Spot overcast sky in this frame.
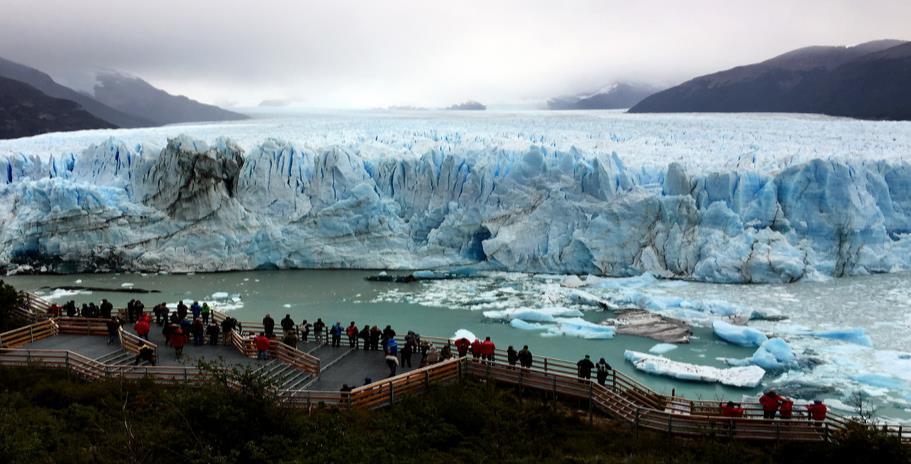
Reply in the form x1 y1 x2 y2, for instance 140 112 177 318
1 0 909 108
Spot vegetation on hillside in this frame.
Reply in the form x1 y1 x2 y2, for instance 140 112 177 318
0 366 907 464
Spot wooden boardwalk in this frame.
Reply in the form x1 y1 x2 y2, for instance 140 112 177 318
2 292 909 446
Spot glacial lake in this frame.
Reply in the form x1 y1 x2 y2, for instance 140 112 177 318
7 269 911 422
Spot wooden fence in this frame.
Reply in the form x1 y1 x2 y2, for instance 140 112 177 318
0 319 58 348
118 326 158 363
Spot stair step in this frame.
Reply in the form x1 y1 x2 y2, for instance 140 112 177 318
282 371 312 390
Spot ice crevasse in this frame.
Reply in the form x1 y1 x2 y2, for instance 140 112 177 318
3 134 911 283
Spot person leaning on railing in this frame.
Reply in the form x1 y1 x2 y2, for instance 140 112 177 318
517 345 533 368
806 400 827 422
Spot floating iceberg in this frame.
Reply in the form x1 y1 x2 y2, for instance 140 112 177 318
712 320 768 347
811 329 873 347
648 343 679 355
624 350 766 388
483 307 584 323
725 338 798 370
453 329 477 342
543 317 616 339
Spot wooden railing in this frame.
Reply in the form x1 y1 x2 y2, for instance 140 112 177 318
0 319 58 348
0 348 205 383
347 357 462 409
278 390 349 409
229 329 257 358
55 317 109 336
269 340 320 375
118 326 158 363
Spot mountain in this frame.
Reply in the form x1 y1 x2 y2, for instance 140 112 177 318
446 101 486 110
0 57 152 128
629 40 911 120
93 72 248 125
547 82 659 110
0 75 114 139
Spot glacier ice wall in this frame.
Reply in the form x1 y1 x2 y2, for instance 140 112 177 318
2 134 911 282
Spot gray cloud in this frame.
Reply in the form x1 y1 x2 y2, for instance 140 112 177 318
1 0 909 108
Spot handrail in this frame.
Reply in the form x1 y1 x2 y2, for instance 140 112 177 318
269 340 320 376
0 319 58 348
118 326 159 363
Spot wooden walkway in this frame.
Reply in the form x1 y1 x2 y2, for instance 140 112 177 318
1 292 908 446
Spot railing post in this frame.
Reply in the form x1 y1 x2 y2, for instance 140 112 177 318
824 423 829 442
668 413 673 434
424 370 430 389
544 358 548 373
389 382 395 405
635 408 640 435
588 381 593 425
29 325 34 342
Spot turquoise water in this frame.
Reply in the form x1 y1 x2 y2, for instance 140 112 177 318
6 269 911 421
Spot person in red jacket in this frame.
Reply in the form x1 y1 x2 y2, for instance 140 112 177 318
470 338 482 360
454 337 470 358
806 400 828 422
759 390 781 419
720 401 745 418
346 321 359 348
779 398 794 419
171 327 187 358
134 317 151 340
254 332 271 360
480 336 496 362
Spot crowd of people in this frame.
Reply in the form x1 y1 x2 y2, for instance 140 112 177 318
720 390 827 422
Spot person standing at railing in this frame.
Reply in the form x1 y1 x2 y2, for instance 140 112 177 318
254 332 271 360
177 301 188 321
455 337 470 358
263 314 276 338
126 300 135 322
577 355 595 380
346 321 359 348
134 300 145 320
779 397 794 419
382 325 396 351
401 339 413 367
507 345 518 367
281 314 295 335
369 325 381 351
331 322 343 348
207 320 221 346
191 318 205 346
481 337 496 363
759 390 782 419
313 318 326 344
282 328 299 348
300 320 311 343
470 338 482 360
134 315 151 341
106 316 120 345
100 299 113 319
65 301 77 317
201 302 211 325
441 342 453 360
358 324 370 349
221 317 235 345
721 401 745 418
190 301 202 320
171 327 187 359
596 358 612 386
386 338 399 357
806 400 828 422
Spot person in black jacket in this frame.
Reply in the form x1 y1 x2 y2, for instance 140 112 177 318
100 299 113 319
577 355 595 380
263 314 275 338
359 325 370 349
299 320 311 343
280 314 295 334
507 346 518 367
313 318 326 344
596 358 612 386
518 345 533 368
206 321 221 346
381 325 396 350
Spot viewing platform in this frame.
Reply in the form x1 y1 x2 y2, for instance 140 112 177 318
1 292 908 446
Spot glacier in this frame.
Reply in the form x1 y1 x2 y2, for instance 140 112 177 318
3 111 911 282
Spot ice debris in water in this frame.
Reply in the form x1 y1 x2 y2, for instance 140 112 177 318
648 343 679 354
625 350 766 388
724 338 798 370
712 320 768 347
453 329 477 342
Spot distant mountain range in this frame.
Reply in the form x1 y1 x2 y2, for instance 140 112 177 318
547 82 660 110
93 72 247 126
629 39 911 120
0 57 247 139
0 75 115 139
446 100 486 110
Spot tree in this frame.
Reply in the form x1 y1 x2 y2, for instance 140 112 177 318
0 280 24 332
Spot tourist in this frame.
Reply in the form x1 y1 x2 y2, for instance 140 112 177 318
106 316 120 345
171 327 187 358
404 331 416 350
66 300 77 317
201 302 211 325
134 315 151 340
481 337 496 363
382 325 396 350
386 338 399 357
507 345 518 366
177 301 188 321
80 303 90 318
134 300 144 320
190 300 202 320
596 358 612 386
281 314 295 334
440 342 452 360
331 321 343 347
283 329 299 348
346 321 358 348
470 338 482 360
759 390 781 419
100 299 113 319
221 317 235 345
720 401 744 418
126 299 135 322
263 313 275 338
806 400 828 422
778 397 795 419
206 321 221 346
153 303 164 325
340 384 352 393
313 318 326 344
401 340 413 367
454 337 470 358
385 352 399 377
191 318 205 346
163 321 176 346
134 344 156 366
254 332 271 360
359 325 370 349
419 339 431 358
300 320 311 343
426 345 440 365
369 325 381 350
577 355 595 380
363 377 372 386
